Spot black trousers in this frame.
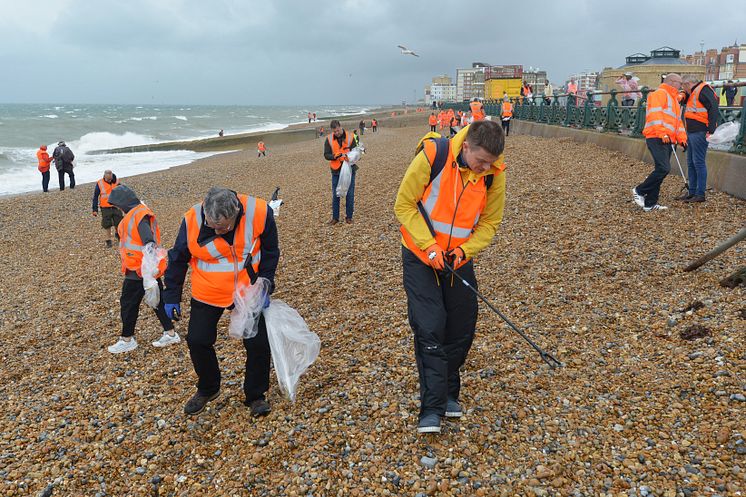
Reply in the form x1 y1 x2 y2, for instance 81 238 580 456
41 171 50 192
637 138 671 207
186 299 270 401
502 119 511 136
430 125 437 132
402 247 478 418
120 278 174 337
58 165 75 190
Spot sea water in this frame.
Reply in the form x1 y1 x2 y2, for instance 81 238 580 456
0 103 374 195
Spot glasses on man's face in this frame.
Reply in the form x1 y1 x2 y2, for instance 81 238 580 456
205 217 235 232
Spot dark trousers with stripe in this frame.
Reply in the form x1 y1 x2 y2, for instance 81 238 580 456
402 247 478 418
186 298 270 402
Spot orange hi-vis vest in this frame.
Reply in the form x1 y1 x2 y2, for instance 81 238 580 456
643 84 687 144
117 204 165 278
184 194 267 308
501 102 513 118
470 101 485 121
429 114 437 126
400 137 505 269
327 130 355 171
97 178 120 208
258 142 266 152
37 149 51 172
684 82 714 126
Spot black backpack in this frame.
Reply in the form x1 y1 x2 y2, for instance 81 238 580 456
61 146 75 163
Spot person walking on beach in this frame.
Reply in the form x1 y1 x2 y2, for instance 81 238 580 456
218 129 224 137
632 73 687 212
359 120 366 136
52 141 75 190
394 121 506 434
501 97 513 136
371 119 378 132
107 185 180 354
257 141 267 158
678 75 718 203
36 145 52 193
429 113 437 132
92 170 122 247
313 112 317 122
323 120 357 225
469 98 485 122
162 187 280 416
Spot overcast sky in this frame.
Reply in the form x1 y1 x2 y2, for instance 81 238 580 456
2 0 744 106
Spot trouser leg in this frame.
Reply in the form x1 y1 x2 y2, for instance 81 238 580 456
243 314 270 402
442 261 478 401
503 120 510 136
331 173 340 221
686 138 696 195
402 247 448 417
689 131 708 197
186 299 224 396
41 171 50 192
345 170 356 220
120 278 144 338
58 169 65 190
637 138 671 207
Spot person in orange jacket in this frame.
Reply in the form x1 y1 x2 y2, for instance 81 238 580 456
36 145 52 192
633 73 687 212
469 99 485 122
257 141 267 157
92 170 122 247
428 112 438 132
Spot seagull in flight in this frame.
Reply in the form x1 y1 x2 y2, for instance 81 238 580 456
398 45 420 57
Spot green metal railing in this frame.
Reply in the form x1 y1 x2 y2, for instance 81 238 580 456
445 84 746 154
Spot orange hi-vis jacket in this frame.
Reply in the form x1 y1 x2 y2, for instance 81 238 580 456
501 102 513 118
400 137 506 269
37 149 52 172
184 194 267 308
258 141 266 152
684 82 714 126
117 204 166 278
470 101 485 121
643 83 687 144
327 130 355 171
428 114 437 126
97 178 120 208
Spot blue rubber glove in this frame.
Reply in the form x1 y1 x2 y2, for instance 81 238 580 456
164 303 181 321
263 294 270 309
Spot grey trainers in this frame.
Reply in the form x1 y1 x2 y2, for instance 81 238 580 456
417 414 442 434
184 391 219 416
445 399 463 418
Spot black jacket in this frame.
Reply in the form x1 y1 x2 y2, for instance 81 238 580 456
684 83 719 134
163 193 279 305
52 145 74 170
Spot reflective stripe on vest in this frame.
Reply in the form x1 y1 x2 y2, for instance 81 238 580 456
644 91 681 134
684 83 712 125
118 203 162 277
120 204 148 252
97 179 119 208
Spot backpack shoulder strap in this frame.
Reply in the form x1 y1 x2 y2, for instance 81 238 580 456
426 137 450 186
484 174 494 189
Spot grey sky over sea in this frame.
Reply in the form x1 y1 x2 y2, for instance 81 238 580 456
3 0 744 105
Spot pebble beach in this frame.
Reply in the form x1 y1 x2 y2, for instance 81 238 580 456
0 117 744 496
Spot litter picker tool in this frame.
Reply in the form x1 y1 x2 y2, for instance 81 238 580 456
671 144 689 193
442 260 562 369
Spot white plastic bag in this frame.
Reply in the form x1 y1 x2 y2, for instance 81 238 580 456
336 160 352 198
229 277 270 339
268 199 283 217
707 121 740 149
141 243 167 308
346 147 362 165
263 300 320 401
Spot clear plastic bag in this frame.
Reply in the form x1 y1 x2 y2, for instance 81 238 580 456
707 121 740 149
336 160 352 197
141 243 167 308
229 277 270 340
263 300 321 402
346 147 362 165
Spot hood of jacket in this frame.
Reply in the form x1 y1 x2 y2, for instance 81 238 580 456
450 125 505 184
108 184 141 213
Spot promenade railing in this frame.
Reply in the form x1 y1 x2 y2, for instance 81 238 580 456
444 82 746 154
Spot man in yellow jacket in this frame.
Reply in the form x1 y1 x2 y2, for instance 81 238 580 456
394 121 506 434
633 73 687 212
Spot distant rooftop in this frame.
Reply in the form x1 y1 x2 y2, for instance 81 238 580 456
621 46 690 67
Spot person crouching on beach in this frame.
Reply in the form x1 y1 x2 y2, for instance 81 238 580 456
106 185 180 354
257 141 267 158
162 187 280 416
36 145 52 193
323 120 357 225
92 170 122 247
